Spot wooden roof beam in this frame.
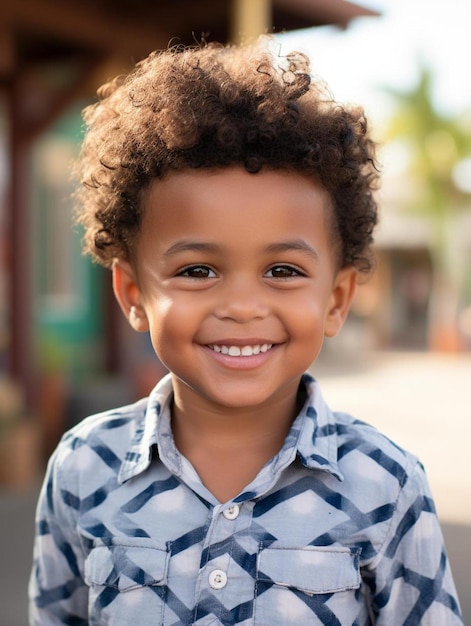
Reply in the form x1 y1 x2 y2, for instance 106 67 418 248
2 0 169 59
0 22 16 78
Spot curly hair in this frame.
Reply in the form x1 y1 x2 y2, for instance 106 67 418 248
76 38 379 272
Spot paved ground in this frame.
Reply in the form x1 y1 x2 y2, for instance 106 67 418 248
1 351 470 625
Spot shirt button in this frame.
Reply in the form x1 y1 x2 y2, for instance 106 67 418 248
223 505 240 520
209 569 227 590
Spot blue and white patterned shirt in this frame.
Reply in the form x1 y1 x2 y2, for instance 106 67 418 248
30 373 463 625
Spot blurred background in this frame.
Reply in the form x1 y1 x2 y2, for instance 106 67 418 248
0 0 470 624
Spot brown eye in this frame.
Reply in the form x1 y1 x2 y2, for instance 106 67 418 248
266 265 303 279
178 265 216 279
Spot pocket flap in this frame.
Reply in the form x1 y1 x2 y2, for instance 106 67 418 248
85 543 169 592
257 546 360 594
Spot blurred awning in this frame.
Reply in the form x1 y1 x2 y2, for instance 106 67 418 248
1 0 380 75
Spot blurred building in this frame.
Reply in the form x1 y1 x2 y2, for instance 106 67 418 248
352 101 471 356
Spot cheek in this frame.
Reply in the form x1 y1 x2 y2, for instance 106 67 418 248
283 292 329 335
145 295 176 344
281 300 327 370
145 294 197 353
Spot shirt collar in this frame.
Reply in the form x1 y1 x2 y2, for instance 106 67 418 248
118 374 175 484
118 372 343 484
295 373 344 481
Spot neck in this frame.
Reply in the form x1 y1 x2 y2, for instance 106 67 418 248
170 377 304 455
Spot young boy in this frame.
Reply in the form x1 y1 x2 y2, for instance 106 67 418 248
29 40 463 625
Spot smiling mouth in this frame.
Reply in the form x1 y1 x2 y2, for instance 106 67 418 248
208 344 273 357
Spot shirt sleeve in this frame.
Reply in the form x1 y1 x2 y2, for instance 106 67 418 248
29 442 89 625
366 460 464 625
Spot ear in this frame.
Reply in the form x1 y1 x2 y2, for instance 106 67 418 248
112 259 150 333
324 266 357 338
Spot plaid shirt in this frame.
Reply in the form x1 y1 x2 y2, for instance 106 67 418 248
29 373 463 625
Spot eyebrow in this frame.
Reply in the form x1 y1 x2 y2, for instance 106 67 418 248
265 239 319 261
162 240 220 258
162 238 319 260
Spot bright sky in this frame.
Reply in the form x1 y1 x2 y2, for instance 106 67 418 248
277 0 471 129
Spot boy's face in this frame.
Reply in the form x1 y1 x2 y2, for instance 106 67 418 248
113 167 356 412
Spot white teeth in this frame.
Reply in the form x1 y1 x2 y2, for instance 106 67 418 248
210 344 273 356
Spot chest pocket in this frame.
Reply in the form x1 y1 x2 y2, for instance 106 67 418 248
84 539 170 626
254 546 361 625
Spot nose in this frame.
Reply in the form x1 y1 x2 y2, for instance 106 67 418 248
213 278 270 323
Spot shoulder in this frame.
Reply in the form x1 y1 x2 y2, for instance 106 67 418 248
64 396 148 443
48 375 174 488
334 411 417 465
331 410 423 504
302 373 419 485
51 397 149 475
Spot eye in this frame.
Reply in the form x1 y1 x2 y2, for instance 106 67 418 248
177 265 216 279
265 265 305 279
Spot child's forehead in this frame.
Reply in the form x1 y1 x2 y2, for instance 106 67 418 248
144 166 330 206
137 166 338 256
